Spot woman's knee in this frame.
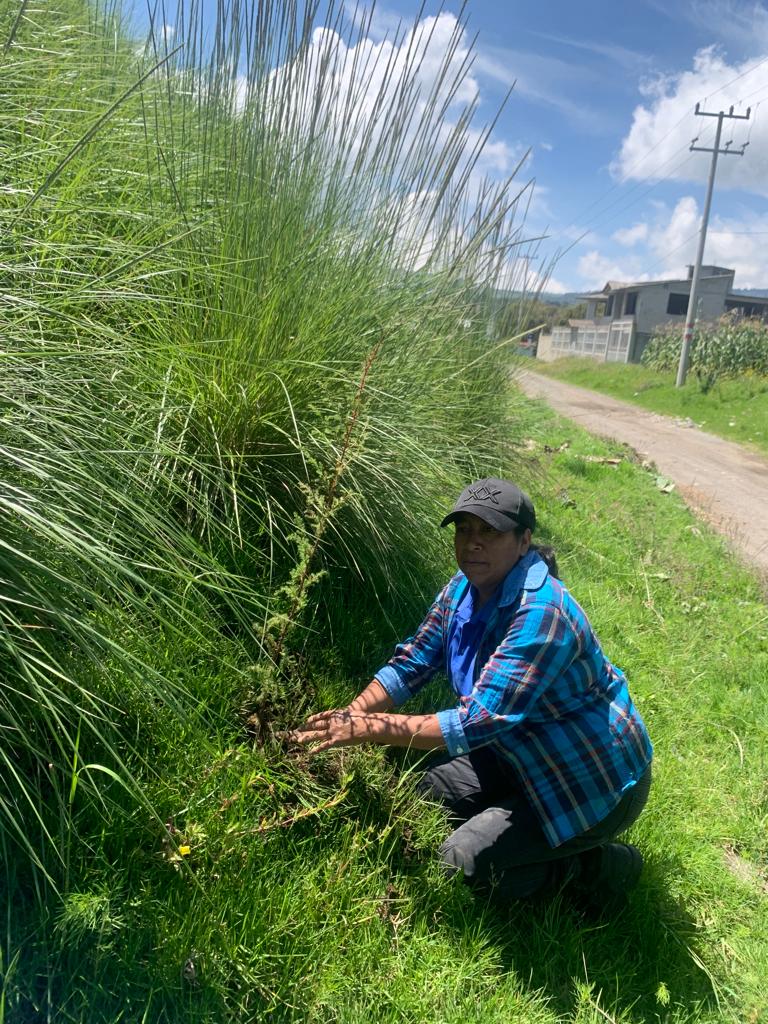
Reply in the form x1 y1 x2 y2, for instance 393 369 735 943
437 831 476 880
438 831 555 899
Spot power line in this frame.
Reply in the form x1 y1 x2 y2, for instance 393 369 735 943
704 52 768 102
555 61 768 248
643 229 700 276
556 110 702 237
709 228 768 235
732 76 768 109
556 142 706 258
547 66 765 282
555 91 756 254
743 99 761 146
590 192 767 283
640 223 768 280
580 146 701 230
553 120 722 256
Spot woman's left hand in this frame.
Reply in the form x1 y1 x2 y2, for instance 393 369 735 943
287 709 368 754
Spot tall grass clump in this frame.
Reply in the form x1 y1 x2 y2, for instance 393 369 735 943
1 0 549 1011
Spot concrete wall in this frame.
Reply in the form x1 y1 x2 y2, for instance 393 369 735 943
539 319 634 363
535 333 556 361
630 332 652 363
631 274 732 336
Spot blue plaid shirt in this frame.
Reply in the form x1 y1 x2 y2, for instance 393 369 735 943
375 550 653 848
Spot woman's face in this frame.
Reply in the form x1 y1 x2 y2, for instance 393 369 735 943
453 512 531 600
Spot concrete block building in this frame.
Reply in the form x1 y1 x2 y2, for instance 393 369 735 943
536 265 768 364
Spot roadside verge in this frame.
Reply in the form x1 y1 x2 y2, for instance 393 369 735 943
518 369 768 581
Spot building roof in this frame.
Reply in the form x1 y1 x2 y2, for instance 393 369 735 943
727 292 768 305
578 268 736 300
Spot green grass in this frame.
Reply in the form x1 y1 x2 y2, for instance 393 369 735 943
3 1 768 1020
5 392 768 1024
1 0 538 892
533 358 768 455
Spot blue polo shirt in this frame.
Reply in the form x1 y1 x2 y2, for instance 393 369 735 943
446 581 500 697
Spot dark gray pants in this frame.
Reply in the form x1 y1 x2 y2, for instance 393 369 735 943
417 747 651 900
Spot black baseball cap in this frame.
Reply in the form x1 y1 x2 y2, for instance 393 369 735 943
440 477 536 533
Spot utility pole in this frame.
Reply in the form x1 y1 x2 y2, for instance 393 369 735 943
676 104 750 388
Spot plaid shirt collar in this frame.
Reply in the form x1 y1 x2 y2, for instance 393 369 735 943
498 548 549 606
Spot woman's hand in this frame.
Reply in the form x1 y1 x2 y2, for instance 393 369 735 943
287 709 370 754
287 708 447 753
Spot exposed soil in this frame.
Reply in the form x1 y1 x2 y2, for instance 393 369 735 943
518 369 768 581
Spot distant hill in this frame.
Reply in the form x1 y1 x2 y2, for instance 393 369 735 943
540 288 768 303
731 288 768 299
537 291 584 305
494 289 584 305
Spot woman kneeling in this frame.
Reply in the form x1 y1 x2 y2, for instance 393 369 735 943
291 478 653 913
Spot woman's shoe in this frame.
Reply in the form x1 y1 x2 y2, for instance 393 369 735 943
572 842 644 917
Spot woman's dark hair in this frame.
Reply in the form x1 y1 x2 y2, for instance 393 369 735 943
512 525 560 579
532 544 559 579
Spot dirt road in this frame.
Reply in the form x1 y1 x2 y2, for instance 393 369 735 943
518 369 768 577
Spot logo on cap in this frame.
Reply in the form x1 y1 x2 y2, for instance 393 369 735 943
467 484 501 504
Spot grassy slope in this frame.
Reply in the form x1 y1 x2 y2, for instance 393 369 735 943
1 0 532 925
7 390 768 1024
4 4 768 1021
531 358 768 456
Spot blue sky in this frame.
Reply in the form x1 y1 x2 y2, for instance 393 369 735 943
353 0 768 293
135 0 768 293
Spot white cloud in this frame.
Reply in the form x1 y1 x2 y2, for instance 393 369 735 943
222 10 539 285
470 131 519 177
134 21 175 57
527 30 654 75
689 1 768 53
646 196 700 271
578 196 768 292
245 13 528 192
577 250 648 289
525 183 555 224
254 17 493 148
473 46 611 131
342 1 405 41
704 225 768 287
646 196 768 286
615 46 768 196
236 15 479 116
522 270 570 295
497 256 569 296
540 142 554 151
538 274 570 295
561 225 600 246
613 222 650 246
